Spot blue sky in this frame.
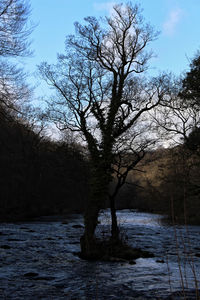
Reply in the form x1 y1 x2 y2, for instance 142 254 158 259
21 0 200 98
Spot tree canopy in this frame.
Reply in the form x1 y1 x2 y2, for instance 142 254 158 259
0 0 32 57
0 0 32 119
39 3 173 258
180 52 200 108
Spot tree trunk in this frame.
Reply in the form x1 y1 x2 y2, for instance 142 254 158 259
80 166 109 258
110 195 119 241
80 203 100 258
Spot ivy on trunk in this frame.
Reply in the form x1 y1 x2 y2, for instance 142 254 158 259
39 3 171 258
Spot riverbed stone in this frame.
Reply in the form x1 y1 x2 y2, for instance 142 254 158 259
129 260 136 265
72 224 83 228
156 259 165 263
0 245 11 249
24 272 39 277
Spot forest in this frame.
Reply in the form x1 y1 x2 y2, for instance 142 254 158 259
0 0 200 260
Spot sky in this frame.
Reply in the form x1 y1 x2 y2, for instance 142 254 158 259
20 0 200 99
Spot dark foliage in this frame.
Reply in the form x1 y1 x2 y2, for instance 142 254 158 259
180 53 200 107
185 127 200 152
0 109 88 221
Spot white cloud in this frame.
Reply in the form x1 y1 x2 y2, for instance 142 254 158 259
93 2 118 15
163 8 184 36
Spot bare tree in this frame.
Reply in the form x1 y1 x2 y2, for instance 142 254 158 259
0 0 33 119
0 62 32 119
39 3 171 258
109 120 158 240
151 76 200 147
150 55 200 208
0 0 32 57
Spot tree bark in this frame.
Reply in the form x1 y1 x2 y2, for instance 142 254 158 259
80 203 100 258
80 166 109 258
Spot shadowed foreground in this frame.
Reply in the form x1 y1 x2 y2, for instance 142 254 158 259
0 210 200 299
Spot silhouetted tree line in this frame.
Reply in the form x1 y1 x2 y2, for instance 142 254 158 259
0 0 87 221
0 108 89 221
127 137 200 224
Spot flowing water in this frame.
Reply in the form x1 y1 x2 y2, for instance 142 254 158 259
0 210 200 299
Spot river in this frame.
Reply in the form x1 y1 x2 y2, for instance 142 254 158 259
0 210 200 299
